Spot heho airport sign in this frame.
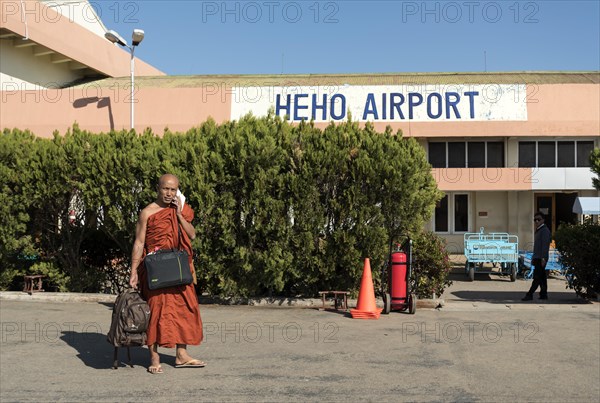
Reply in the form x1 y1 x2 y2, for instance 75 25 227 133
231 84 528 123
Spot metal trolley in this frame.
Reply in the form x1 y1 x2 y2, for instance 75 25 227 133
464 227 519 282
518 249 567 278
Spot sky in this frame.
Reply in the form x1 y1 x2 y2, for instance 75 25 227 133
95 0 600 76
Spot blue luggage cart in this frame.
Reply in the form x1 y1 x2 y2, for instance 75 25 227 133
464 227 519 282
518 249 566 279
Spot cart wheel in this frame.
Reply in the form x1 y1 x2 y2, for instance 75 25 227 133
408 294 417 314
510 263 517 282
383 293 391 314
566 273 574 287
468 264 475 282
517 257 523 275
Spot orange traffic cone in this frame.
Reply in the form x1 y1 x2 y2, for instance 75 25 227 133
350 258 383 319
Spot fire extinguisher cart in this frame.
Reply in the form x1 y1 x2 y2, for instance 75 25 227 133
382 238 416 315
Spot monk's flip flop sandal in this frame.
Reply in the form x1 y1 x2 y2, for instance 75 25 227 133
175 360 206 368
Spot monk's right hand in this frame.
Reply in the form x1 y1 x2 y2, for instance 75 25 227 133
129 270 139 290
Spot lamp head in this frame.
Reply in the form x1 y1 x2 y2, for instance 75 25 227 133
104 30 128 47
132 29 145 47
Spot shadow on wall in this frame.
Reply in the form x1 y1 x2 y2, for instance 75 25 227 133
73 96 114 131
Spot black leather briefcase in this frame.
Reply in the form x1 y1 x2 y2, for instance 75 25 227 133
144 249 193 290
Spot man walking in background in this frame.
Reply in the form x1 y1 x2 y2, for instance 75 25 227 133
522 211 552 301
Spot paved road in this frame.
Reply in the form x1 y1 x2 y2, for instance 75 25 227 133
1 274 599 402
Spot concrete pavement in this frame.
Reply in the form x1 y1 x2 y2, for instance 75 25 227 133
1 273 598 402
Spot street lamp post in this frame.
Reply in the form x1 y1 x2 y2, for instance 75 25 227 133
104 29 145 130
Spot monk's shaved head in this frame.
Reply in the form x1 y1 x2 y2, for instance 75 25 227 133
155 174 180 206
158 174 179 188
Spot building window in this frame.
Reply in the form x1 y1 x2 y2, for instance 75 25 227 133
430 141 504 168
448 142 466 168
577 141 594 167
519 140 596 167
557 141 575 167
519 142 536 167
434 195 448 232
487 142 504 168
434 193 469 233
454 194 469 232
429 142 446 168
538 141 556 167
468 142 485 168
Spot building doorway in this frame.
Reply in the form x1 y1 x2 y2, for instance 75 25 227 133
535 193 578 233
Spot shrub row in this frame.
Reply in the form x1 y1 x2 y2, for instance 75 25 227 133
554 222 600 299
1 114 449 298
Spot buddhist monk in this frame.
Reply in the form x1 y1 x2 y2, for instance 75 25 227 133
129 173 204 374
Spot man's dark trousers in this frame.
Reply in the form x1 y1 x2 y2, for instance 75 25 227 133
527 258 547 297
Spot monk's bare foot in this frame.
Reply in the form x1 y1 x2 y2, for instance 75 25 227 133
147 364 163 374
148 343 162 373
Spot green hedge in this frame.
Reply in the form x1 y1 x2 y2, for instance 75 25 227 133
554 222 600 299
1 115 444 297
410 231 453 298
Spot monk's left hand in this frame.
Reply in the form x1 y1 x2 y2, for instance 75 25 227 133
171 196 182 215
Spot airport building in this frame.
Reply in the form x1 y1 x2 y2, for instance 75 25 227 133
2 1 599 251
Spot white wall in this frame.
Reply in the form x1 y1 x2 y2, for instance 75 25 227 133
0 40 83 89
41 0 107 37
532 168 596 190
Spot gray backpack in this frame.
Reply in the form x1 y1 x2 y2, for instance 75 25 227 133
107 289 151 369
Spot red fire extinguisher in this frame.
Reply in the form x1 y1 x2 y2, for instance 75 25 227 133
382 239 416 314
390 251 408 302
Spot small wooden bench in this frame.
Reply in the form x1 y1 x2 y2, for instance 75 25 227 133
318 291 349 311
23 275 44 295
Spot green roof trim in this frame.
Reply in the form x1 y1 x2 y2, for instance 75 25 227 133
81 71 600 89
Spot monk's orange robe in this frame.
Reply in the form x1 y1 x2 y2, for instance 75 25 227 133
139 204 203 348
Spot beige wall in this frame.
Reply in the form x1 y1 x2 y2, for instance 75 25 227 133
528 84 600 133
1 81 598 139
0 86 233 135
507 192 519 236
434 189 600 251
441 234 465 256
368 84 600 137
2 81 598 138
432 168 534 191
517 192 535 250
435 190 556 251
472 192 508 233
579 190 600 197
507 138 519 167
